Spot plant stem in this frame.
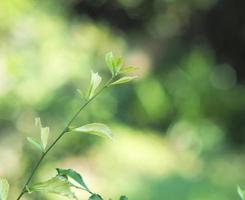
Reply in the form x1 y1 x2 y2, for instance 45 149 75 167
16 78 113 200
72 185 93 195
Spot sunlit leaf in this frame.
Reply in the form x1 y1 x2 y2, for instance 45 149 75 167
119 196 128 200
119 66 138 74
41 127 49 150
87 71 102 99
25 186 31 193
28 176 77 199
35 118 42 130
56 168 90 192
110 76 138 86
73 123 113 140
105 52 114 75
0 178 9 200
34 117 50 151
105 52 123 76
77 89 84 99
27 137 44 152
88 194 103 200
238 185 244 200
115 57 123 74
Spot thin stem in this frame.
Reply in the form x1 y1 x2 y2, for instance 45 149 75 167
16 77 114 200
72 185 93 195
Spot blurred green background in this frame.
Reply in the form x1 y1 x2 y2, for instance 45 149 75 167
1 0 245 199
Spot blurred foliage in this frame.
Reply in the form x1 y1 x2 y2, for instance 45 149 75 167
0 0 245 200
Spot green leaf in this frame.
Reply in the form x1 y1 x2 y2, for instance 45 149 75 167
73 123 113 140
105 52 123 76
40 127 49 150
77 89 85 99
105 52 114 75
0 178 9 200
56 168 90 192
238 185 244 200
87 71 102 99
119 66 138 74
27 137 44 152
110 76 138 86
114 57 123 74
35 117 42 129
34 117 50 151
28 175 77 199
88 194 103 200
119 196 128 200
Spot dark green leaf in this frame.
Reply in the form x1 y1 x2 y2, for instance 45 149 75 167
119 195 128 200
88 194 103 200
56 168 90 192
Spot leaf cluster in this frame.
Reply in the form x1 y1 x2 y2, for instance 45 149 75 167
1 52 135 200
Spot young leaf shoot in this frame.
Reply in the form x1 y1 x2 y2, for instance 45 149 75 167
0 178 9 200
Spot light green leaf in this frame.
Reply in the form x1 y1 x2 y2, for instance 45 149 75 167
25 185 31 193
35 117 42 130
88 194 103 200
34 117 50 151
105 52 114 75
28 176 77 199
87 71 102 99
115 57 123 67
40 127 49 150
119 66 138 74
77 89 84 99
56 168 90 192
74 123 113 140
105 52 123 76
27 137 44 152
119 196 128 200
114 57 123 74
238 185 244 200
0 178 9 200
110 76 138 86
